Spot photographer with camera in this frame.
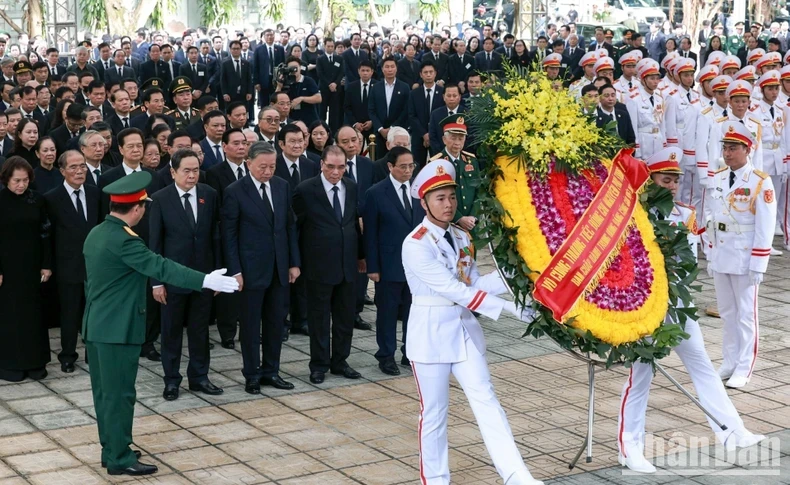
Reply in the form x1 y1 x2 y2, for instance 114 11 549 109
275 56 322 126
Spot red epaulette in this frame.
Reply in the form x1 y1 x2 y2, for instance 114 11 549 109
630 91 640 99
412 226 428 240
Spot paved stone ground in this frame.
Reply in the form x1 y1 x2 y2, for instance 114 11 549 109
0 246 788 484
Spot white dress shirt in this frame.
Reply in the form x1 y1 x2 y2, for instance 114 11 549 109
64 181 87 220
345 155 357 180
389 174 411 210
384 79 396 109
175 185 198 223
226 159 246 179
320 173 345 215
252 178 274 210
283 155 300 176
122 162 142 175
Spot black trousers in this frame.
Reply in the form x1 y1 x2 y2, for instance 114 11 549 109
374 280 410 362
239 277 289 381
258 85 274 108
287 274 308 332
57 280 85 365
141 282 161 355
160 289 212 387
320 86 343 133
355 272 369 315
306 278 355 373
215 292 240 341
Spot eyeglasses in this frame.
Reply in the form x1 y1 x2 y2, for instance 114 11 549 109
393 163 416 170
262 117 281 123
65 164 88 172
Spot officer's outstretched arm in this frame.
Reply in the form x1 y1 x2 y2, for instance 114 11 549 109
120 236 205 292
468 259 509 295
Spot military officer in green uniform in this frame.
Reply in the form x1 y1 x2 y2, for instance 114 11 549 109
165 76 200 131
430 114 480 232
129 78 164 119
83 172 238 476
727 22 746 55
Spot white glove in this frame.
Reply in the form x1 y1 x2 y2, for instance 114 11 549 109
749 270 763 286
202 268 239 293
503 301 538 323
706 264 714 278
781 174 788 184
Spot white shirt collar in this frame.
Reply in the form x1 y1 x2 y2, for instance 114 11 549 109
175 184 196 199
389 173 410 193
122 162 141 175
320 172 342 193
598 104 614 115
63 180 83 196
283 154 299 166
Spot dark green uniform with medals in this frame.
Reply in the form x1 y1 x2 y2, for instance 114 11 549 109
430 114 480 223
165 76 200 131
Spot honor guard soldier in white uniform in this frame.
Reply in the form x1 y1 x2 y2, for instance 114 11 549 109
614 51 641 103
705 51 726 69
658 52 679 96
627 59 666 159
708 80 764 174
706 121 777 389
695 75 731 200
746 48 765 67
750 70 787 254
617 147 766 474
593 56 615 84
720 55 741 78
696 65 719 108
665 58 702 208
569 52 597 100
778 65 790 106
402 159 543 485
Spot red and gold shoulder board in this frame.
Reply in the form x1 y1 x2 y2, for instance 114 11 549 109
630 91 640 99
412 226 428 240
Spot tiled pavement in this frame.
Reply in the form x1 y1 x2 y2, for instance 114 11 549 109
0 247 789 484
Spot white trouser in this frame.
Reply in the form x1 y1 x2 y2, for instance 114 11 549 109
713 271 759 379
782 179 790 246
617 319 746 456
679 167 704 227
411 338 534 485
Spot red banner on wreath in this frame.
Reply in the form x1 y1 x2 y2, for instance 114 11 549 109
533 149 650 322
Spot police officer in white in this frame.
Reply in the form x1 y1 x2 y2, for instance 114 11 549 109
402 159 542 485
627 59 666 159
617 147 766 474
707 121 777 389
665 58 701 209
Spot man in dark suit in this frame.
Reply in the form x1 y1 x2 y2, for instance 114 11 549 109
275 124 319 338
336 126 374 331
422 37 449 84
396 45 421 89
149 149 224 401
363 146 425 375
253 29 286 110
107 88 134 136
343 60 376 143
316 39 345 134
448 39 476 92
199 110 228 169
79 130 110 186
495 33 517 61
428 84 465 154
220 40 254 107
408 61 445 167
474 37 503 75
44 150 101 373
104 49 136 86
596 84 636 145
293 145 365 384
51 103 86 156
179 46 210 98
678 37 698 64
645 24 665 62
223 141 300 394
371 127 412 184
99 128 164 361
342 33 369 83
564 37 585 80
253 105 280 146
369 57 410 159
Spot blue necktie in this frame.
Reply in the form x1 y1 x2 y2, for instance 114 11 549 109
332 186 342 222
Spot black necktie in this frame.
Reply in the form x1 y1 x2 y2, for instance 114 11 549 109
122 117 129 128
362 83 369 105
235 59 240 76
729 170 736 188
328 55 332 63
628 80 632 89
236 166 244 180
290 163 300 188
269 47 274 74
443 230 455 251
426 88 432 115
346 161 355 182
400 184 411 211
74 189 86 222
332 186 342 222
687 92 691 102
183 111 190 123
770 106 775 119
722 108 728 117
649 95 654 107
193 64 197 76
26 114 32 119
183 193 196 230
105 61 109 69
93 169 101 183
214 145 223 162
261 184 274 218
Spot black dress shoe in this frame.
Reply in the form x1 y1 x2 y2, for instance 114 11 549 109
208 342 215 350
364 295 375 305
293 325 309 335
282 332 290 342
221 339 235 349
244 380 260 394
162 384 179 401
107 461 158 476
379 360 401 376
309 371 325 384
188 380 223 395
141 349 161 362
330 366 362 379
102 450 141 468
27 368 47 380
354 315 372 330
61 362 75 373
259 375 295 390
401 356 411 366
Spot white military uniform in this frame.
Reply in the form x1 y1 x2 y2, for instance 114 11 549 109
614 75 637 103
569 76 593 100
707 112 764 173
707 150 776 386
626 85 666 159
403 160 542 485
750 98 786 232
665 85 702 208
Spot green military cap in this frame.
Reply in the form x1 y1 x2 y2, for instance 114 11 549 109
170 75 192 95
734 21 745 27
102 171 153 203
440 113 467 135
14 60 32 74
141 77 164 92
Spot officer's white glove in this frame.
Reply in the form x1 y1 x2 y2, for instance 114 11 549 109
503 301 538 323
706 264 714 278
781 173 788 184
202 269 240 293
749 270 763 286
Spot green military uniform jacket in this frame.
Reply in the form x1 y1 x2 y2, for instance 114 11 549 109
432 149 480 222
726 35 744 55
165 107 200 131
82 215 204 345
129 105 145 119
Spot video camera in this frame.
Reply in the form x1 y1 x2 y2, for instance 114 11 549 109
275 63 299 89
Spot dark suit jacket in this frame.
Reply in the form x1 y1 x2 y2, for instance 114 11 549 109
293 176 363 285
396 57 421 88
83 163 110 186
220 58 254 102
408 85 445 152
275 153 319 190
222 175 300 289
447 53 476 85
31 108 51 135
595 104 636 145
148 183 221 292
342 48 369 83
422 51 449 82
371 155 389 184
200 138 225 169
316 54 344 89
103 65 137 85
107 113 131 136
44 183 100 284
50 124 86 156
206 160 246 201
345 155 373 211
179 61 209 93
343 79 377 127
362 178 425 282
252 43 285 90
129 112 175 131
138 59 172 87
474 50 503 74
368 79 410 134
